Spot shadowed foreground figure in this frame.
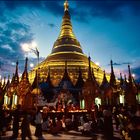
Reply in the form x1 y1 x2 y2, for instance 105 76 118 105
35 108 43 138
11 105 21 139
103 107 113 140
21 112 32 140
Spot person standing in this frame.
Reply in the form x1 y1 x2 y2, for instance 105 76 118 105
103 106 113 140
11 105 21 139
21 112 32 140
35 108 43 138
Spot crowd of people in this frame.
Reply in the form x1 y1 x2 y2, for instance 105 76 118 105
0 104 140 140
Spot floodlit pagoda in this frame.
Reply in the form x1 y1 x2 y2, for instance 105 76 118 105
29 0 109 86
2 0 139 110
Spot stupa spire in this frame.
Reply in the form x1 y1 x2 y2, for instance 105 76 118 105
128 65 132 83
62 61 70 80
32 70 37 89
103 71 108 84
92 68 96 80
120 73 124 86
59 0 75 39
64 0 69 11
110 60 116 86
4 75 10 91
46 67 53 87
2 76 6 89
14 61 19 83
88 56 93 80
75 67 84 88
22 57 28 79
46 67 51 82
100 70 110 90
124 75 127 82
51 0 83 55
11 73 15 83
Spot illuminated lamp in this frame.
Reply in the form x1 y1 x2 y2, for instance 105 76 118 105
80 99 85 109
119 95 125 105
95 97 101 106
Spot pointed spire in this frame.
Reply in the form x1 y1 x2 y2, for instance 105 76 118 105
46 67 53 87
14 60 19 83
120 73 124 86
22 57 28 79
103 70 108 84
32 70 38 89
2 76 6 89
59 2 75 39
78 67 83 79
11 73 15 83
15 61 18 76
111 60 114 74
110 60 116 86
64 0 69 11
4 75 10 91
25 57 28 72
46 67 51 82
100 70 109 89
59 61 73 89
6 75 10 84
128 65 132 83
92 68 96 80
124 75 128 84
51 0 83 55
124 74 126 80
62 61 70 81
88 56 93 80
75 67 84 88
65 61 67 74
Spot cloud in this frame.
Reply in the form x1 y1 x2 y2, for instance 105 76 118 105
0 6 34 77
1 0 140 22
74 0 140 21
1 44 15 52
107 61 132 66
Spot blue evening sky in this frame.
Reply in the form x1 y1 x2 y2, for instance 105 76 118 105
0 0 140 80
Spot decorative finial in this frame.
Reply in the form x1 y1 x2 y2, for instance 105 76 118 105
25 57 28 70
16 60 18 66
64 0 69 11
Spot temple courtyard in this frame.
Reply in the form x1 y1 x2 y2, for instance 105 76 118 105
1 124 122 140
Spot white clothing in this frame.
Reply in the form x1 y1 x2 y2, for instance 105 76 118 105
83 122 91 131
35 112 43 124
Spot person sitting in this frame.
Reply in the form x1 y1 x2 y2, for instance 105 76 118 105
50 117 62 135
82 117 91 135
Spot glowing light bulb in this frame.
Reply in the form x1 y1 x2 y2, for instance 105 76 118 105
30 63 34 68
132 74 135 78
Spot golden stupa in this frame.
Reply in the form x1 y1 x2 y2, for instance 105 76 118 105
29 0 109 86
